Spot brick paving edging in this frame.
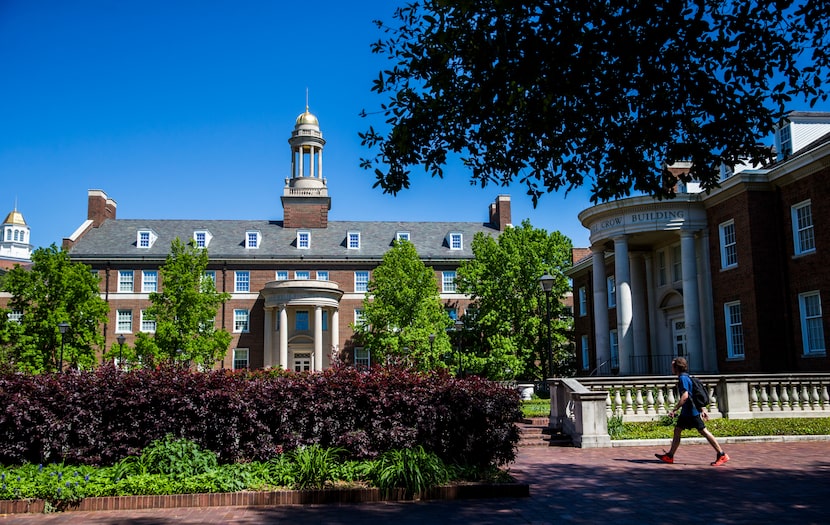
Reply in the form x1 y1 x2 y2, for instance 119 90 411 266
0 482 530 515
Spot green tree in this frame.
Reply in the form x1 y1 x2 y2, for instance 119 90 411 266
353 240 453 371
361 1 829 202
456 221 573 381
0 245 109 373
131 238 231 369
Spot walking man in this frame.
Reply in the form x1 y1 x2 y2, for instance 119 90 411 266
655 357 729 466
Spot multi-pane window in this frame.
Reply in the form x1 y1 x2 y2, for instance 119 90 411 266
295 271 310 280
297 231 310 249
233 348 249 370
245 231 260 249
354 347 370 369
609 329 619 369
193 230 211 248
724 301 745 358
295 310 309 331
442 271 457 293
233 309 249 333
276 271 288 281
140 310 156 333
581 335 590 371
799 291 825 355
354 309 365 326
317 271 329 281
578 286 587 316
354 271 369 292
235 271 250 292
396 231 410 242
719 220 738 269
792 201 815 255
8 309 23 323
142 270 158 293
348 232 360 249
138 231 151 248
449 232 462 250
672 245 682 282
118 270 134 293
657 250 667 286
778 123 792 158
116 309 132 333
203 271 216 288
607 276 616 308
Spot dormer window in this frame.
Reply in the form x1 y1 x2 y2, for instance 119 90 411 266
396 231 410 242
245 231 261 249
348 231 361 249
193 230 212 248
448 232 463 250
297 231 310 249
778 123 792 160
137 230 157 249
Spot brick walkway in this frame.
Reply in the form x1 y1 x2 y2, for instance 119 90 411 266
2 440 829 524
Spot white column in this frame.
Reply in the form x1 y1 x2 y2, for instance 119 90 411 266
279 305 289 370
680 230 702 371
697 230 717 372
614 236 633 375
263 307 274 369
309 146 315 178
644 254 658 372
630 253 648 374
298 147 304 177
591 245 610 372
318 148 323 180
331 308 339 360
314 305 323 371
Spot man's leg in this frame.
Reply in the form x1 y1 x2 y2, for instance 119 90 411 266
668 425 683 455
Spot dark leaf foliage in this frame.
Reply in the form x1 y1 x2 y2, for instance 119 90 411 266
0 365 521 468
361 1 830 202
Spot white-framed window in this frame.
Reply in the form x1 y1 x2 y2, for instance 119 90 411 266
672 245 682 282
578 286 587 317
396 231 410 242
348 231 361 249
295 310 309 331
116 309 132 333
233 348 249 370
202 271 216 290
609 329 619 369
354 271 369 292
233 309 249 333
142 270 158 293
778 123 792 159
297 231 310 249
607 276 616 308
140 310 156 333
137 230 157 249
354 347 370 369
581 335 590 371
799 291 825 356
245 231 260 249
792 201 815 255
317 270 329 281
193 230 212 248
354 309 365 326
657 250 667 286
448 232 463 250
295 271 310 280
442 271 457 293
724 301 745 359
235 271 250 292
118 270 134 293
719 220 738 269
276 270 288 281
8 309 23 323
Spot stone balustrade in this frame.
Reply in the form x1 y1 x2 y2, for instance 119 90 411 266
548 373 830 447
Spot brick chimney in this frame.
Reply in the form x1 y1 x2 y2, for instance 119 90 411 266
87 189 117 227
489 195 512 231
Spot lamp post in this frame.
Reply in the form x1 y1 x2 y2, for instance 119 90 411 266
57 322 70 373
538 272 555 380
117 334 126 368
453 319 464 377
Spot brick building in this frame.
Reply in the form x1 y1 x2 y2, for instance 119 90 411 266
568 111 829 376
61 108 512 370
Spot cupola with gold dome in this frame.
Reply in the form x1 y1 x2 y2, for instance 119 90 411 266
0 205 33 262
282 105 330 228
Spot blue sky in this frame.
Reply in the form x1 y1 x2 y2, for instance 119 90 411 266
0 0 596 251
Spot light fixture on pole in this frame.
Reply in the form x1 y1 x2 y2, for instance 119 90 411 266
454 319 464 377
117 334 126 368
538 272 555 380
57 322 70 373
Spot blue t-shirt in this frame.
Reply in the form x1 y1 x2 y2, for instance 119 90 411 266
678 373 700 417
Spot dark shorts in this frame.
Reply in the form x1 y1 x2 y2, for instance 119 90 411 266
676 414 706 431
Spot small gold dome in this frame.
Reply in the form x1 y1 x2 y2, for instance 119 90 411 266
3 210 26 226
295 108 319 127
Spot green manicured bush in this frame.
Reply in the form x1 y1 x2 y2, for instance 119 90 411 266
611 417 830 440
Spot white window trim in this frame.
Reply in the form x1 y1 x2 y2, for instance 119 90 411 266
442 271 457 293
295 271 310 280
245 230 261 249
137 230 157 249
118 270 134 293
140 310 156 333
448 232 463 250
724 301 745 359
799 291 826 356
354 347 371 368
354 271 369 293
276 270 289 281
233 309 250 333
719 219 738 269
141 270 158 293
297 231 310 250
193 230 212 248
116 309 132 333
396 231 410 242
791 200 815 256
348 231 361 249
235 271 250 293
233 348 250 370
317 271 329 281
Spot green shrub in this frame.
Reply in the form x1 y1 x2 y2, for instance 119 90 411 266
611 417 830 440
521 399 550 418
288 445 345 490
368 446 451 496
607 414 624 437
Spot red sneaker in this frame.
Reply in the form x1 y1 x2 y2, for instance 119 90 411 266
655 452 674 464
711 453 730 467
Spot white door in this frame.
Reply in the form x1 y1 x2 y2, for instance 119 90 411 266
293 351 312 372
672 319 687 358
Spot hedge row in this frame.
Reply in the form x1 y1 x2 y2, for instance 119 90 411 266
0 365 521 468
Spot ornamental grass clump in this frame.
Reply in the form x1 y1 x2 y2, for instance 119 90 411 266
368 446 451 497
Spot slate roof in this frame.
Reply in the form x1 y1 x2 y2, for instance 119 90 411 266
68 219 500 262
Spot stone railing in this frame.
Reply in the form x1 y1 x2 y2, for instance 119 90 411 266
549 373 830 447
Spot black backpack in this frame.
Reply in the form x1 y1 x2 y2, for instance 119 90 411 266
688 375 710 410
